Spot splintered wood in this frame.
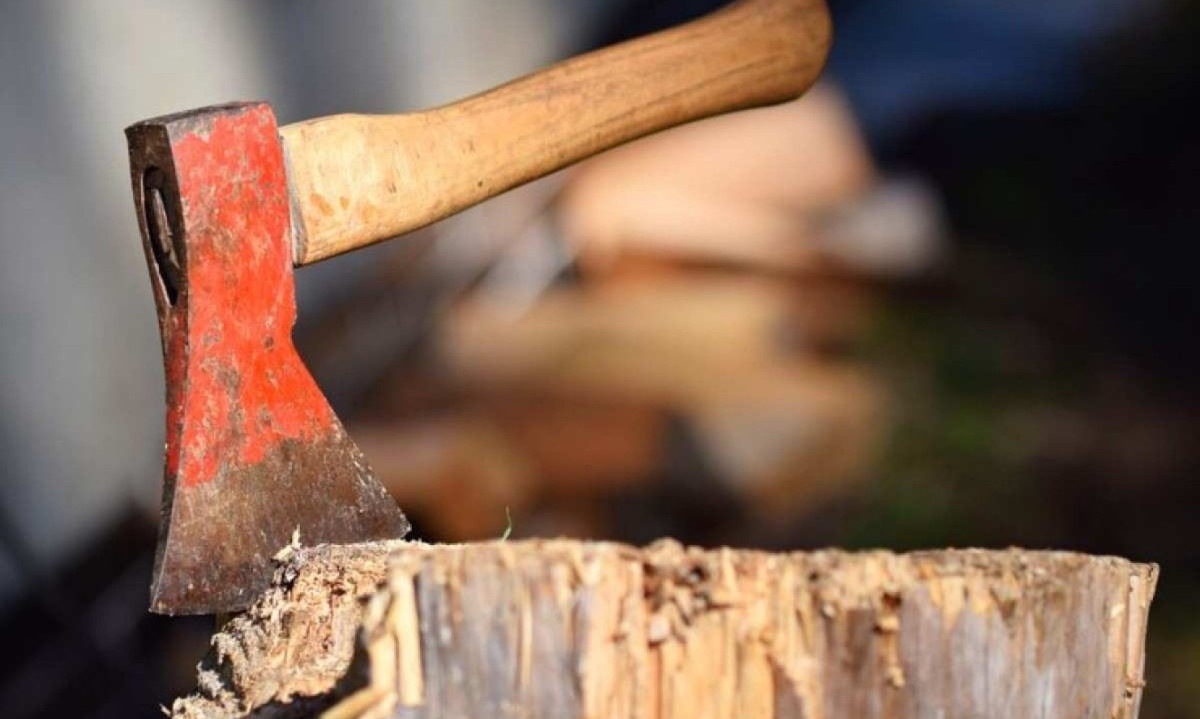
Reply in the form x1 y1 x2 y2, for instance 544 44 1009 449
170 540 1156 719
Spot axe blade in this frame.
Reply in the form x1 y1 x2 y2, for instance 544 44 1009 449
126 103 409 615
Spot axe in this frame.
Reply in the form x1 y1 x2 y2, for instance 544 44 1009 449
125 0 831 615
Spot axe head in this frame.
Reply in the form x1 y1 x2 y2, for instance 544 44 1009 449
126 103 409 615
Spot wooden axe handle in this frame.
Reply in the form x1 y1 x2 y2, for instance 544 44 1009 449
280 0 831 266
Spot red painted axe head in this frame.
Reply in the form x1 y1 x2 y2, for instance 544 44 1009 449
126 103 409 615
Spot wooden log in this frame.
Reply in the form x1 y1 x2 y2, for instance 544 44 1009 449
434 277 876 405
350 416 536 542
169 540 1156 719
560 87 876 276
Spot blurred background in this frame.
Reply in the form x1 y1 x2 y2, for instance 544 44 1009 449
1 0 1197 716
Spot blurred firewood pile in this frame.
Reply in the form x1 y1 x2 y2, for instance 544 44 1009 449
298 86 945 545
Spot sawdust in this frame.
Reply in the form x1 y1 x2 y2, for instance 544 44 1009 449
169 540 407 719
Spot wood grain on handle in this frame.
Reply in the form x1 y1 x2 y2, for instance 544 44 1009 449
280 0 831 266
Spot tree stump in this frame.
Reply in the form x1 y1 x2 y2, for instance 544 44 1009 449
169 540 1156 719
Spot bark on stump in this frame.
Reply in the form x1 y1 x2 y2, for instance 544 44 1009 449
169 540 1156 719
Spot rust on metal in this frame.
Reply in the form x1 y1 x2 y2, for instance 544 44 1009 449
126 103 409 615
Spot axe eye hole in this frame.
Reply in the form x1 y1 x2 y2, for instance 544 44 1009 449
143 168 182 306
